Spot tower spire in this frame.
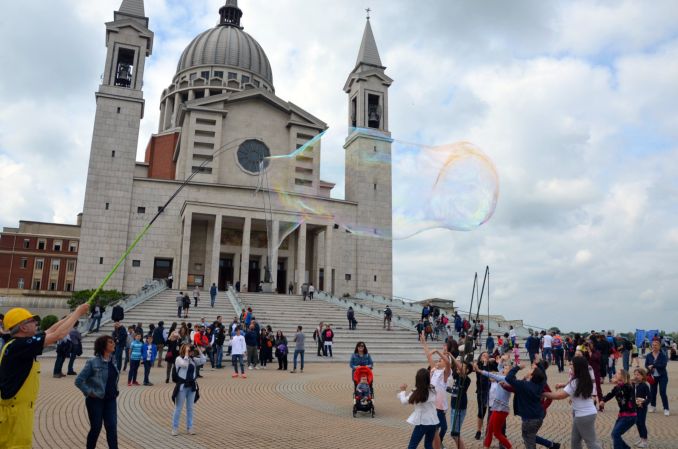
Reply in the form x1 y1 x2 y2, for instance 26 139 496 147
219 0 244 28
118 0 145 17
355 18 383 68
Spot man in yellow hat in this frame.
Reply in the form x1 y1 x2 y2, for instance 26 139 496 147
0 303 89 449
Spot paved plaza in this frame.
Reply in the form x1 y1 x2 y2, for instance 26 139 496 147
35 357 677 448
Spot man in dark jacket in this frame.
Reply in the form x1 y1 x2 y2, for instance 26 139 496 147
111 322 127 370
152 321 166 367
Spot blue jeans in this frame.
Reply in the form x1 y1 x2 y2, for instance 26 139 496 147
53 353 66 375
89 316 102 332
172 387 196 430
68 353 78 373
436 409 447 444
450 408 466 436
622 351 630 372
611 416 635 449
210 294 216 307
85 397 118 449
542 347 552 362
215 346 224 368
294 349 305 370
232 354 244 374
128 360 140 383
650 374 669 410
408 424 437 449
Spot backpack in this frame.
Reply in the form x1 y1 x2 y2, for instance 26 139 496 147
441 316 449 325
463 319 470 330
385 308 392 317
324 330 332 340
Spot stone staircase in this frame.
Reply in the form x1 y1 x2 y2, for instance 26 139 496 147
236 292 427 363
65 289 240 357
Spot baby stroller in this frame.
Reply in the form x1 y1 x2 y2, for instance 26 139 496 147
352 366 375 418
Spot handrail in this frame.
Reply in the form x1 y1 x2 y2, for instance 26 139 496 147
81 279 167 334
226 286 244 316
317 291 418 332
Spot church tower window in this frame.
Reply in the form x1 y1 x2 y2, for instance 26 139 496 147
114 48 135 88
367 94 381 129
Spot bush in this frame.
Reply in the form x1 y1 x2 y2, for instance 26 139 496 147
68 289 126 310
40 315 58 331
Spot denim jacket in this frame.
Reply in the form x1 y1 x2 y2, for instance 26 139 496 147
75 356 119 399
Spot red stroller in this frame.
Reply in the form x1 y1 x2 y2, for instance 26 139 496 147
352 366 375 417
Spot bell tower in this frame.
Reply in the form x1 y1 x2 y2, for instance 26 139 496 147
343 15 394 298
76 0 154 291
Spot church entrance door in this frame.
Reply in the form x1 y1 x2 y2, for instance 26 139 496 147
276 258 287 294
153 258 173 280
248 257 260 292
218 256 233 291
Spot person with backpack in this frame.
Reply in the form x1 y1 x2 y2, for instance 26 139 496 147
53 333 72 378
347 307 356 330
322 324 334 358
182 293 190 319
67 323 83 375
384 306 393 330
175 292 183 319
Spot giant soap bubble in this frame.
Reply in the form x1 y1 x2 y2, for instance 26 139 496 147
257 129 499 244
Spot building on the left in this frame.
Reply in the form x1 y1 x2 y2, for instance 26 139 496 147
0 217 81 295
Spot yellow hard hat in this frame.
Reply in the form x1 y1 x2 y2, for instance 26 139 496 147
4 308 40 330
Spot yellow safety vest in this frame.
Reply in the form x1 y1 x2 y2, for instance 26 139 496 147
0 339 41 449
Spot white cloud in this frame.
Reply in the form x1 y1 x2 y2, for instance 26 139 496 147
2 0 678 332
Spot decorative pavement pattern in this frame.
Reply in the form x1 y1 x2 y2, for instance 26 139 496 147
34 358 677 448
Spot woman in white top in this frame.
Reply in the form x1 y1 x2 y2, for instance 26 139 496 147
398 368 439 449
230 326 247 378
171 344 206 436
543 356 602 449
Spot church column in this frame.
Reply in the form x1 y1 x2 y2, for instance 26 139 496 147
171 92 181 127
324 225 333 294
295 222 306 294
163 98 173 129
239 217 251 292
158 101 166 131
179 211 192 289
270 219 279 289
210 214 222 288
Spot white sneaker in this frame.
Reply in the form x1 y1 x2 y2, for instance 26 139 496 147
636 441 648 448
188 428 196 435
664 409 670 416
171 429 178 436
248 366 253 370
648 406 656 413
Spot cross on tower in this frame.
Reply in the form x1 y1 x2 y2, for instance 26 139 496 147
365 7 371 20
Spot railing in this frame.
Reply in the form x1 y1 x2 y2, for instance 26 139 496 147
355 291 456 318
317 291 418 332
82 279 167 334
226 286 244 316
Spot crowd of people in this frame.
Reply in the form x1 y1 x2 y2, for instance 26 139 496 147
1 299 675 449
398 326 672 449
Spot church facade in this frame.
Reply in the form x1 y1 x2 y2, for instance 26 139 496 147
76 0 394 297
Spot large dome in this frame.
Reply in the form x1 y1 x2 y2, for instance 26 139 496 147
175 1 273 86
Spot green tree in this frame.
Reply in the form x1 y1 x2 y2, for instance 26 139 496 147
68 289 126 310
40 315 58 331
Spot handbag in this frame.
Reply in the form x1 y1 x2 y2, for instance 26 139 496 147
647 374 656 385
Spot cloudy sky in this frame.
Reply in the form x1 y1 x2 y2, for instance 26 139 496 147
1 0 677 332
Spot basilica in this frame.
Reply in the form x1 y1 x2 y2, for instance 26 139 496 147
75 0 394 297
